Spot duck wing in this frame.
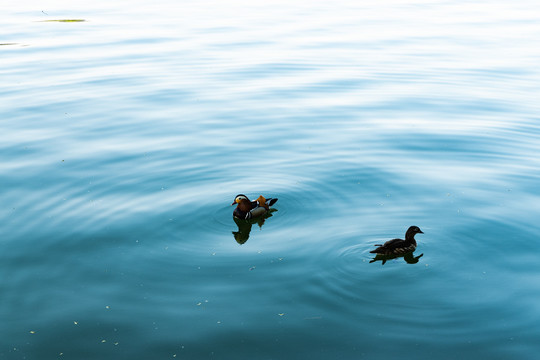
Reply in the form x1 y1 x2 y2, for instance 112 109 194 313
369 238 405 254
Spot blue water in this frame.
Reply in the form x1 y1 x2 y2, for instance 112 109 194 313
2 0 540 358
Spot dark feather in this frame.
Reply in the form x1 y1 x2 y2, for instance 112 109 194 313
267 198 278 206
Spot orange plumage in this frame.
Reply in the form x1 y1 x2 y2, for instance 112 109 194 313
256 195 269 210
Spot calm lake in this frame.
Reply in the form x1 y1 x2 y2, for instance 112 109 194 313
2 0 540 359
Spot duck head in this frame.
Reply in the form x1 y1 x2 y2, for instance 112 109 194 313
231 194 249 205
405 226 424 240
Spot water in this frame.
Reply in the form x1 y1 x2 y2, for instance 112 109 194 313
2 0 540 358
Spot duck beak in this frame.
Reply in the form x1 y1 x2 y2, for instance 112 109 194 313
418 230 424 234
231 201 236 205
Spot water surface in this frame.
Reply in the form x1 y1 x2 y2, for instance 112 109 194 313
2 0 540 359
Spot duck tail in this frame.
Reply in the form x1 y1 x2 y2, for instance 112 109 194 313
266 198 278 207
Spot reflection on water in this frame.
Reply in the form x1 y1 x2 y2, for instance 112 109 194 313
370 250 424 265
232 209 277 244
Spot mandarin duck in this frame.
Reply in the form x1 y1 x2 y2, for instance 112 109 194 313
231 194 278 219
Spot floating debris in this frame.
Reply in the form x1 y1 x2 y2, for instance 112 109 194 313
40 19 86 22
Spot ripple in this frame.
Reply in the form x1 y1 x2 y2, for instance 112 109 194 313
3 0 540 358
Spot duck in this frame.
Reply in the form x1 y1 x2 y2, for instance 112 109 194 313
370 226 424 256
231 194 278 220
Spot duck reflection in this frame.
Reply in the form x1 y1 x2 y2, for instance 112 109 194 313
232 209 277 244
370 250 424 265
